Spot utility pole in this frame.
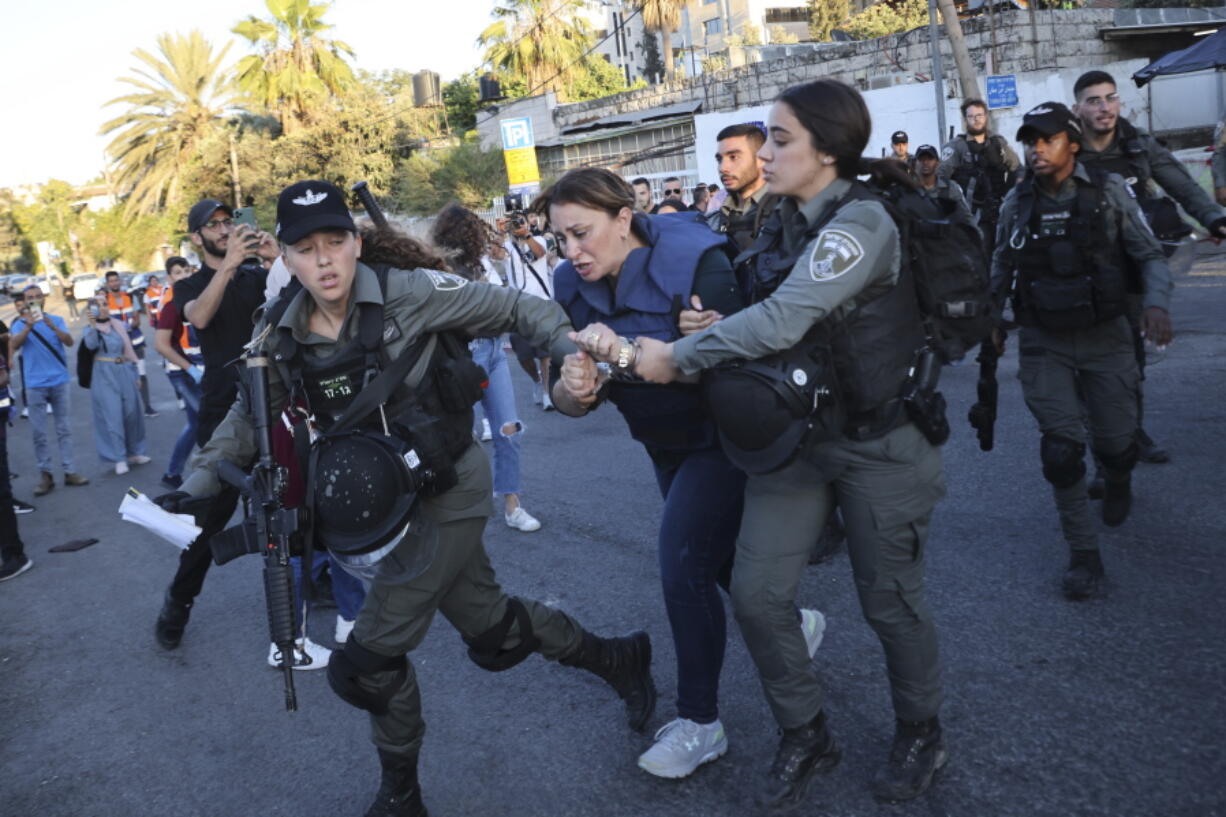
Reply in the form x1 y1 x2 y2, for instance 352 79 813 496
935 0 981 104
927 0 947 143
228 128 243 209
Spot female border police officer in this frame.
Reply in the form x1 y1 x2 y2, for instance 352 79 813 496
163 180 656 817
540 167 828 780
634 80 948 807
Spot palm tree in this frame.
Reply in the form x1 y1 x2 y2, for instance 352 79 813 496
478 0 593 97
232 0 356 133
100 31 237 217
635 0 685 83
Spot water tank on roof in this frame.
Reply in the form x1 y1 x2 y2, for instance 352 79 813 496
413 70 442 107
479 73 505 103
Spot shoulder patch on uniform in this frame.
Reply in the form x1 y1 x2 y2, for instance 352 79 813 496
423 269 467 291
808 229 864 282
382 317 401 343
940 144 955 161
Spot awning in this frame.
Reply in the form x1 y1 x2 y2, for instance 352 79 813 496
559 100 703 136
1100 7 1226 40
1133 27 1226 87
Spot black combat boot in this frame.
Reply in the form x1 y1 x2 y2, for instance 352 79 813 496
757 709 841 811
870 716 947 802
154 590 193 650
1102 475 1132 527
1062 549 1105 600
559 630 656 732
364 750 427 817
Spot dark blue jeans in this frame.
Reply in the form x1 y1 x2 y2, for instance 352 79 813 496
652 446 746 724
0 417 24 564
165 371 201 478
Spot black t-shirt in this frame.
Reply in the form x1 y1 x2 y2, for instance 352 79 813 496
171 262 268 413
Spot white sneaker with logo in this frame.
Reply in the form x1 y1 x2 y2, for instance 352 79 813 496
801 608 827 658
505 506 541 532
267 637 331 671
335 615 355 645
637 717 728 779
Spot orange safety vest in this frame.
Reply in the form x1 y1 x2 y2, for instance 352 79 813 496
104 290 144 346
159 284 201 370
146 279 164 323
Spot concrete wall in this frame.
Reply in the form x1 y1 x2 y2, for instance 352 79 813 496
555 8 1162 131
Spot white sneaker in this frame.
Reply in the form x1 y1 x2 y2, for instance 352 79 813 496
637 718 728 779
114 461 129 475
505 506 541 532
801 608 827 658
127 455 152 466
480 418 493 441
335 615 355 645
541 390 555 412
531 381 543 405
267 637 331 671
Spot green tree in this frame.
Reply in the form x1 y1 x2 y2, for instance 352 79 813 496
99 31 238 217
635 0 686 83
568 56 639 102
389 136 507 216
0 191 35 273
809 0 851 42
640 31 665 84
768 25 800 44
232 0 357 133
844 0 928 40
742 23 764 46
443 74 481 133
9 180 86 272
479 0 592 98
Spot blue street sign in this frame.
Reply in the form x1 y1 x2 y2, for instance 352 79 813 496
500 117 535 151
986 75 1019 110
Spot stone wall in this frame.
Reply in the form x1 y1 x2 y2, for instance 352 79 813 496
554 8 1149 130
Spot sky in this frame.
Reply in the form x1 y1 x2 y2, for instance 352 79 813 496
0 0 493 190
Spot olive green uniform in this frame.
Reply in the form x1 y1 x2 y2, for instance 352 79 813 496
182 263 586 757
674 179 946 727
991 165 1173 551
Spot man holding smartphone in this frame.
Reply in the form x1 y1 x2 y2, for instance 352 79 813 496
154 198 283 654
500 211 555 410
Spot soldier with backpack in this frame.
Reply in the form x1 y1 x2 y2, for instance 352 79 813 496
633 79 951 809
939 98 1021 258
991 102 1173 601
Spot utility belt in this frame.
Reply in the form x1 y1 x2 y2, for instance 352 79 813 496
94 356 127 364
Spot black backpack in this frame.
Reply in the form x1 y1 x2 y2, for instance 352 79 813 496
866 181 994 363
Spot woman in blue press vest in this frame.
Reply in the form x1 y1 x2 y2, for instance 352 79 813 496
543 167 827 779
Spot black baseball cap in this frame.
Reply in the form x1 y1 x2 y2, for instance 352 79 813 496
891 130 909 144
916 144 939 159
1016 102 1083 143
187 199 232 233
275 180 356 245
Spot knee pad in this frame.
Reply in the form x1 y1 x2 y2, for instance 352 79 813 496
463 597 541 672
1095 441 1138 475
326 639 408 715
1040 434 1086 489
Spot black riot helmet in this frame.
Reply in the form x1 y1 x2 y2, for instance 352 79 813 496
311 431 421 555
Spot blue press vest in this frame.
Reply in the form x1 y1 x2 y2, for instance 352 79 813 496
554 213 730 452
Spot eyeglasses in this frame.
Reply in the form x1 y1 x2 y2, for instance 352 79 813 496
202 218 234 231
966 112 988 122
664 188 682 196
1081 93 1120 108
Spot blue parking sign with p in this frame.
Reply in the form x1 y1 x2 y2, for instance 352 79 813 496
501 118 535 150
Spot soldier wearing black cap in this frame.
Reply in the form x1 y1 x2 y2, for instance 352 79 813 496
940 98 1021 258
890 130 915 173
153 198 283 654
1071 69 1226 467
991 102 1174 600
167 179 657 817
914 144 976 230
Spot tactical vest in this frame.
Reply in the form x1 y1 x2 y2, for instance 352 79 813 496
1009 170 1129 332
739 185 926 427
717 192 779 254
554 213 729 452
1082 117 1151 201
951 135 1012 210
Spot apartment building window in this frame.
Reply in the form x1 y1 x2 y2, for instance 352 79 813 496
702 0 720 5
764 7 809 24
704 17 723 35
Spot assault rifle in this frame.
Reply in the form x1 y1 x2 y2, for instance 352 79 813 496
967 337 1000 452
216 353 301 712
352 180 388 229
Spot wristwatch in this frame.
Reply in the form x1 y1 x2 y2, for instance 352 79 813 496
614 337 636 371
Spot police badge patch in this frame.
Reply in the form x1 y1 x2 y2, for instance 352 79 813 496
423 269 467 290
808 229 864 282
941 144 955 161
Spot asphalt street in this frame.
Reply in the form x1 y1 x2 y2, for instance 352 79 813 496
1 246 1223 817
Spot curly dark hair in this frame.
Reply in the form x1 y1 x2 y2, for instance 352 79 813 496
430 203 499 280
358 221 449 272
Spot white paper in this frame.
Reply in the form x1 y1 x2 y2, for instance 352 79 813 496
118 488 202 550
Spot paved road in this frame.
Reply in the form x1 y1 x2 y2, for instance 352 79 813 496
1 248 1224 817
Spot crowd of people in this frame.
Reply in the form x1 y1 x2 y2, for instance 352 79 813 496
0 69 1220 817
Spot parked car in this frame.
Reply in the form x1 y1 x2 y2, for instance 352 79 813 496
0 275 13 297
31 276 53 296
72 274 102 301
6 274 34 297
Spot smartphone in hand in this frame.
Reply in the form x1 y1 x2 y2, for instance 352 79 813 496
28 303 43 322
